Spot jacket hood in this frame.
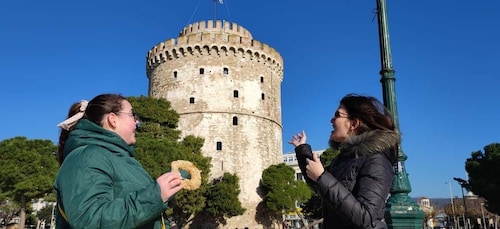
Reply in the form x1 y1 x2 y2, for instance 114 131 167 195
339 129 400 160
64 119 135 158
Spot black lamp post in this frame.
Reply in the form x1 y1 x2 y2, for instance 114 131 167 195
454 177 469 229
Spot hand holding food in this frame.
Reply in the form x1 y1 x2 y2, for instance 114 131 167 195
171 160 202 190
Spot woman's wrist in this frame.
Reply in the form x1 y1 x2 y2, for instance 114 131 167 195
316 170 326 181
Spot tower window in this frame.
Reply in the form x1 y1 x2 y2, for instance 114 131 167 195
189 97 195 104
173 71 178 78
223 67 229 75
261 93 265 100
216 141 222 150
260 76 264 83
199 68 204 75
232 116 238 125
233 90 239 98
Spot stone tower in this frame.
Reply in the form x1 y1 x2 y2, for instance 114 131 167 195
146 20 284 228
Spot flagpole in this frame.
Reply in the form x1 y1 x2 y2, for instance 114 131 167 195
213 0 216 21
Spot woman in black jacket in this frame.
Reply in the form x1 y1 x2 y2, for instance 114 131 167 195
289 94 399 229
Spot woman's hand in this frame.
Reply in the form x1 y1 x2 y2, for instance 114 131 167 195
288 130 307 147
306 153 325 182
156 172 183 202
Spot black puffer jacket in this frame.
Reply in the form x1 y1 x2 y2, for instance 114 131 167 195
295 129 398 229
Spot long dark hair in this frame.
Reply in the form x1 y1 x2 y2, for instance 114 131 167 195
338 93 398 163
57 94 126 165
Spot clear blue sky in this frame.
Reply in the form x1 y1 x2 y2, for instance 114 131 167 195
1 0 498 199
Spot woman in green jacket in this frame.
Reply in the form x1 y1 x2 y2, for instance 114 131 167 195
54 94 183 229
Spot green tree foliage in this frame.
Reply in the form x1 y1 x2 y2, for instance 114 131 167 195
36 204 54 223
205 173 245 219
0 137 58 229
260 163 312 223
465 143 500 214
319 148 340 167
301 147 340 219
128 96 244 227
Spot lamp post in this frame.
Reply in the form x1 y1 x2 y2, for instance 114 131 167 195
454 177 469 229
50 202 56 229
375 0 424 227
446 182 457 229
481 203 486 229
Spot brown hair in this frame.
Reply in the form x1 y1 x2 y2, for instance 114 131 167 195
57 94 126 165
340 93 398 163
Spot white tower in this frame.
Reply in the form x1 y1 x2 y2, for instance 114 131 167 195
146 20 284 228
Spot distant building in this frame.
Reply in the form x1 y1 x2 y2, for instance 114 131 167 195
418 197 436 228
31 198 54 212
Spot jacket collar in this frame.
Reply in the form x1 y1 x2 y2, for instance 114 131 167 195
339 129 400 158
65 119 135 157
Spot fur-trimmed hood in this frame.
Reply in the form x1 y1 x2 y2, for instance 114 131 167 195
339 129 400 160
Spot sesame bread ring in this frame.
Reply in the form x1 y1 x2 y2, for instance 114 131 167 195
171 160 201 190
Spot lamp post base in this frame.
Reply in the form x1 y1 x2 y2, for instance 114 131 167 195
385 193 425 229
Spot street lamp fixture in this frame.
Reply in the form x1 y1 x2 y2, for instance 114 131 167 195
446 182 457 229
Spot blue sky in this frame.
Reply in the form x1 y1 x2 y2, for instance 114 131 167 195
1 0 498 199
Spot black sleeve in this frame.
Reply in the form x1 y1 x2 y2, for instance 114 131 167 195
294 144 318 189
316 153 394 228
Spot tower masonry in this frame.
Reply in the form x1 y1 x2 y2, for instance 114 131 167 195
146 20 284 228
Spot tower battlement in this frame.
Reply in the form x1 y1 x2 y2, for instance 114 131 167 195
180 20 252 38
146 20 283 77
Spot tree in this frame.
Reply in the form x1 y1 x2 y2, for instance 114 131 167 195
36 204 55 224
260 163 312 225
0 199 20 226
203 173 245 223
422 207 436 228
319 147 340 167
465 143 500 214
128 96 244 227
0 137 58 229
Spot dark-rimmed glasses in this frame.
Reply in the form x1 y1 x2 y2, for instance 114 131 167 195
116 111 139 121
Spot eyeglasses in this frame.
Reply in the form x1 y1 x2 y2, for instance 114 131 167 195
116 111 139 121
334 110 350 119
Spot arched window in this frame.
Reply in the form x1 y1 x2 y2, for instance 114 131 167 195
260 76 264 83
232 116 238 125
233 90 239 98
223 67 229 75
261 93 265 100
189 97 195 104
173 71 178 78
216 141 222 150
199 68 204 75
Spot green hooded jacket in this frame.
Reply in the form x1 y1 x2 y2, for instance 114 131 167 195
54 119 170 229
